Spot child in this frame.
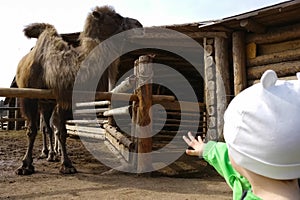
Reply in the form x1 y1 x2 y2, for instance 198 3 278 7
183 70 300 199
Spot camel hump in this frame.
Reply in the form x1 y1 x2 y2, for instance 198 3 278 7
23 23 56 39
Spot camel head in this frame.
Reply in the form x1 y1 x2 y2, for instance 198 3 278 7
81 6 143 41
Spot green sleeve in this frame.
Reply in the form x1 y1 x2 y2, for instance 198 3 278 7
203 141 255 200
203 141 240 180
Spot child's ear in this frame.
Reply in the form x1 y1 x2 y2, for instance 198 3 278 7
261 70 277 89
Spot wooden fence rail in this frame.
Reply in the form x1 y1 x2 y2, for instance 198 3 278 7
0 88 175 102
0 107 25 130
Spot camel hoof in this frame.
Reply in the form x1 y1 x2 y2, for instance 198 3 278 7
38 152 48 159
47 152 59 162
59 165 77 174
15 165 35 175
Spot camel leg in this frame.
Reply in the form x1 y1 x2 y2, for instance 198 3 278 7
16 99 39 175
39 117 49 159
41 106 59 162
52 107 76 174
53 125 61 156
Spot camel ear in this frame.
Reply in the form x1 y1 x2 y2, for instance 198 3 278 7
92 11 103 20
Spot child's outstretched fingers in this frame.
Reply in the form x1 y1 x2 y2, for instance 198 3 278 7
182 132 204 157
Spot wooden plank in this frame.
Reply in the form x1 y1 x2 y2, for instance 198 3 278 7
105 131 130 162
66 129 105 140
157 130 205 135
258 39 300 55
103 140 129 164
0 88 55 99
240 19 266 33
111 76 136 93
215 36 230 141
66 124 105 134
153 117 206 124
135 55 154 173
233 31 247 95
247 48 300 67
103 106 131 117
156 101 206 112
247 60 300 80
0 88 174 104
246 22 300 44
153 122 201 129
104 124 133 149
73 108 109 114
0 107 21 111
0 118 25 122
76 100 110 107
66 119 108 125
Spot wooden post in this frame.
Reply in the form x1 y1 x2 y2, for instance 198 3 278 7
203 38 217 141
215 37 230 141
135 55 154 173
232 31 247 95
7 99 15 130
108 59 120 126
130 60 139 170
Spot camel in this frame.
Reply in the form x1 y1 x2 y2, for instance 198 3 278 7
15 5 142 175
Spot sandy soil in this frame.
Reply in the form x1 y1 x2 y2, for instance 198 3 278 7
0 130 231 200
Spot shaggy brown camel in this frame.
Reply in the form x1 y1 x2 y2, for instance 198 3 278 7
15 5 142 175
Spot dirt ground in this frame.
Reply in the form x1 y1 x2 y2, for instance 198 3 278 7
0 130 231 200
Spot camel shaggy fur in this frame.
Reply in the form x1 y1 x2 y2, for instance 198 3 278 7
15 5 142 175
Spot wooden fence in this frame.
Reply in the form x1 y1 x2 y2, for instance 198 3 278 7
0 107 25 130
66 55 207 173
0 54 207 173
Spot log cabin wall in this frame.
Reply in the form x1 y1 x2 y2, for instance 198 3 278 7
246 22 300 85
198 0 300 140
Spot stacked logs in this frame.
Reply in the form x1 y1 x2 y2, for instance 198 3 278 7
245 22 300 85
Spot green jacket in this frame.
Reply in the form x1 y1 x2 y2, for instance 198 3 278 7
203 141 262 200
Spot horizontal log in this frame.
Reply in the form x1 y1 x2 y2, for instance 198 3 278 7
187 31 228 39
0 107 21 111
129 32 227 46
0 88 175 104
156 110 203 117
66 119 108 125
76 100 110 107
246 22 300 44
153 122 202 129
153 117 206 125
240 19 266 34
247 48 300 67
154 101 206 112
0 88 55 99
73 108 109 114
104 124 134 149
157 130 205 135
258 39 300 55
66 124 105 134
111 76 136 93
247 60 300 80
0 118 25 122
105 133 130 162
67 129 105 140
103 106 131 117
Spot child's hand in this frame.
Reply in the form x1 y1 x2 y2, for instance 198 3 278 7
183 131 205 157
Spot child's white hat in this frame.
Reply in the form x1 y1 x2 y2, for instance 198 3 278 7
223 70 300 180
